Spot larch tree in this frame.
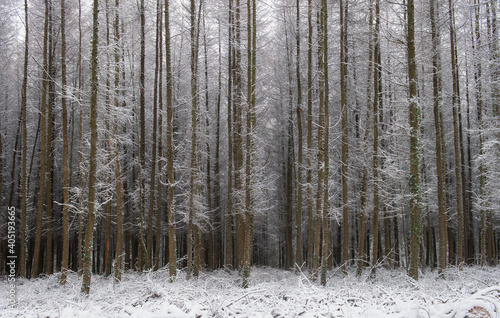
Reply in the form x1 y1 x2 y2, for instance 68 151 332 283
407 0 422 280
340 0 349 276
31 0 50 279
242 0 256 288
60 0 71 285
19 0 28 279
138 0 147 271
430 0 448 275
356 0 374 277
81 0 99 294
370 0 381 279
448 0 464 267
165 0 177 279
113 0 124 283
295 0 303 269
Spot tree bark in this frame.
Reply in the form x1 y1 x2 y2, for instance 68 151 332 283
20 0 29 278
31 0 50 279
81 0 99 294
407 0 422 280
60 0 71 285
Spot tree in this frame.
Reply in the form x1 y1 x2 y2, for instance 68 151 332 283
407 0 422 280
295 0 303 269
60 0 71 285
81 0 99 294
19 0 29 279
165 0 176 279
113 0 124 283
448 0 464 267
31 0 50 279
370 0 382 278
430 0 448 275
340 0 349 276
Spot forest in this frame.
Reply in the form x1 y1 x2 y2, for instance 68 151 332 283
0 0 499 296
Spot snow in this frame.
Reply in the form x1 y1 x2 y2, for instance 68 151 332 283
1 266 499 317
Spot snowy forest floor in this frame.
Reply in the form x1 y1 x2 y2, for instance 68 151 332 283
1 265 500 317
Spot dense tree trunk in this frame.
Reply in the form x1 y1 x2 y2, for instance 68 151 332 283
407 0 422 280
20 0 29 279
370 0 382 279
60 0 70 285
226 0 234 271
113 0 124 283
45 0 56 275
306 0 314 271
430 0 448 275
340 0 349 276
165 0 176 279
81 0 99 294
31 0 50 279
448 0 464 267
356 0 374 277
295 0 303 269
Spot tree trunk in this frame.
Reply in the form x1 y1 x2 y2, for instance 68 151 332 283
356 0 374 277
306 0 314 271
370 0 382 278
148 0 161 271
407 0 422 280
430 0 448 275
31 0 50 279
60 0 70 285
340 0 349 276
113 0 124 283
165 0 176 279
295 0 303 269
81 0 99 294
448 0 464 267
20 0 29 278
45 0 55 275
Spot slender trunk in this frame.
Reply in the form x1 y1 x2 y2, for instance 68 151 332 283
242 0 256 287
306 0 314 271
340 0 349 276
60 0 71 285
448 0 464 267
407 0 422 280
370 0 382 278
148 0 161 271
20 0 29 278
356 0 374 277
165 0 176 279
45 0 55 275
31 0 50 279
81 0 99 294
155 0 164 272
138 0 147 271
320 0 330 286
430 0 448 275
113 0 124 283
295 0 303 268
226 0 234 270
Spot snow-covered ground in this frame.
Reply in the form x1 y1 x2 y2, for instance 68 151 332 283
1 265 499 317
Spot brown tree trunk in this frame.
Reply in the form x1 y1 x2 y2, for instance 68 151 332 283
340 0 349 276
165 0 176 279
60 0 71 285
370 0 382 279
31 0 50 279
295 0 303 269
81 0 99 294
306 0 314 271
20 0 29 278
407 0 422 280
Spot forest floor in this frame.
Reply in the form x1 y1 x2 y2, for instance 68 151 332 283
1 265 499 317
